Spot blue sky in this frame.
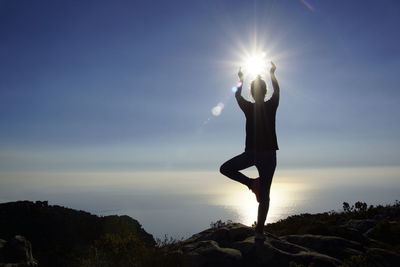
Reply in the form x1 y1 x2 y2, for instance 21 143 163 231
1 0 400 173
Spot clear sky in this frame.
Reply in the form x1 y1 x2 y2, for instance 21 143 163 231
1 0 400 174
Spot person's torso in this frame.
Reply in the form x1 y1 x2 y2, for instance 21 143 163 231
244 102 278 151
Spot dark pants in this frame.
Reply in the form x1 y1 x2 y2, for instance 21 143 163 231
220 150 276 233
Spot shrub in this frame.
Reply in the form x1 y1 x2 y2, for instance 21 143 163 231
78 233 188 267
210 219 233 229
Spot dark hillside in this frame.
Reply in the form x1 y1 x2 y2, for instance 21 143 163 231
0 200 155 266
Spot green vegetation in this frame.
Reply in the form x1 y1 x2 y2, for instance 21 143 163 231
268 201 398 233
367 219 400 246
78 233 187 267
0 201 187 267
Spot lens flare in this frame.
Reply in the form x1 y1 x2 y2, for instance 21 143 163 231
300 0 315 11
211 102 224 116
211 106 222 116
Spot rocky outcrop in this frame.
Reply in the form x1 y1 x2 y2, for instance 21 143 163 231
183 240 242 267
281 234 364 261
0 236 37 266
173 222 400 267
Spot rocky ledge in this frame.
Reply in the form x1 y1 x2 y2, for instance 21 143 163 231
170 220 400 267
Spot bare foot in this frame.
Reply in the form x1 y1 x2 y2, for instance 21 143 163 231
250 178 261 202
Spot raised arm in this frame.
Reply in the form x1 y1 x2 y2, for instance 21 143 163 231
269 62 280 106
235 67 251 112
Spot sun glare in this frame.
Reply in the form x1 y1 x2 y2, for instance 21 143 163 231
211 180 303 226
243 52 267 78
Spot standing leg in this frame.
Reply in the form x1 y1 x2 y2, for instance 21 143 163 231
220 152 254 189
254 151 277 234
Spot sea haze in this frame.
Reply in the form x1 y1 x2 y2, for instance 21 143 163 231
1 167 399 239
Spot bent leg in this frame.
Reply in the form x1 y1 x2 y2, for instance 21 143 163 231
254 151 277 233
220 152 254 188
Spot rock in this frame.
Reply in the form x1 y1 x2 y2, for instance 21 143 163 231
0 236 37 266
232 236 341 267
183 223 253 247
365 247 400 267
178 223 343 267
281 234 363 261
343 219 376 233
268 237 310 254
183 240 242 267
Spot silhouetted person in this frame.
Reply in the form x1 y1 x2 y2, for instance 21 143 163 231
220 62 279 240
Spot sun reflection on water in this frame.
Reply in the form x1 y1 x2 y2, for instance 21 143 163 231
211 179 311 226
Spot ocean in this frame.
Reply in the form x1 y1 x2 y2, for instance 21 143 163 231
1 166 399 239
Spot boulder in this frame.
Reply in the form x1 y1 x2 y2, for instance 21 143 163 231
232 236 341 267
178 224 342 267
281 234 363 261
365 247 400 267
183 223 253 247
183 240 242 267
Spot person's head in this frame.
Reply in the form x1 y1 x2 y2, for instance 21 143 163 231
250 76 267 103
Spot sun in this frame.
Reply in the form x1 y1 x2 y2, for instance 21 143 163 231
243 52 267 78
